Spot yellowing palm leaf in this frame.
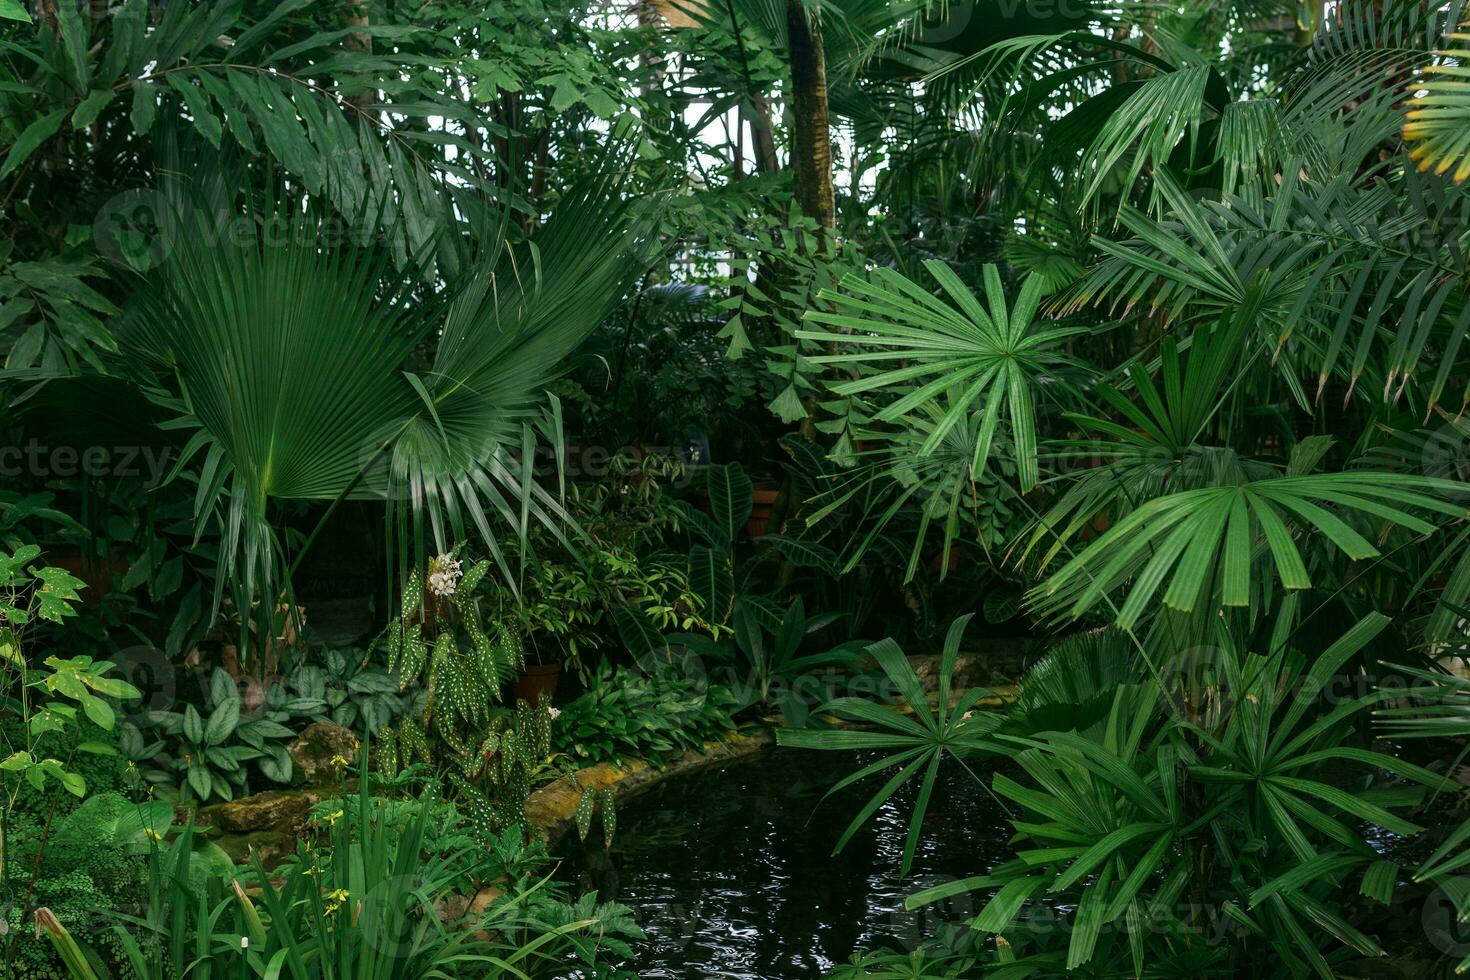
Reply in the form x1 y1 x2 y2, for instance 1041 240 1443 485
1405 25 1470 182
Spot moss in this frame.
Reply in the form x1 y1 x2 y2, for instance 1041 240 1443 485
0 870 126 979
0 719 128 826
40 792 147 901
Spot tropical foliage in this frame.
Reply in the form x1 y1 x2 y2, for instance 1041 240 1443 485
7 0 1470 976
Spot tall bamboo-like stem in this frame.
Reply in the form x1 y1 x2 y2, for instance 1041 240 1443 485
786 0 835 230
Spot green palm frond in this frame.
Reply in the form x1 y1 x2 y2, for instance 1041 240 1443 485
125 179 641 630
1077 62 1224 210
777 615 1002 877
799 261 1081 493
803 390 1020 581
0 0 486 265
125 202 425 610
1019 314 1264 578
1031 473 1468 628
1008 628 1139 735
1376 661 1470 743
1066 171 1470 414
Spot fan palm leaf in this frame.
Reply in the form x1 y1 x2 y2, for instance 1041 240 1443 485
1030 472 1468 627
777 615 1003 877
125 179 642 630
799 261 1081 493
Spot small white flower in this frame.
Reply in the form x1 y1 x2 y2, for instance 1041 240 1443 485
548 707 562 721
426 554 463 597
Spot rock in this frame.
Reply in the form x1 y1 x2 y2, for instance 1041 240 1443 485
198 786 339 871
524 730 773 844
438 884 505 925
288 722 359 786
437 883 508 942
201 789 325 835
213 829 295 868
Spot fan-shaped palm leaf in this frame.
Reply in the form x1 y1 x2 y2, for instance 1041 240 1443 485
799 261 1081 493
1031 473 1468 627
1008 628 1139 735
125 180 642 632
777 615 1002 876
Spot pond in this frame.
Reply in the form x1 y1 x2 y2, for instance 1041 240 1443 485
557 747 1012 979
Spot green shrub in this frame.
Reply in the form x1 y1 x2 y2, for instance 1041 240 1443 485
554 661 738 765
0 720 128 826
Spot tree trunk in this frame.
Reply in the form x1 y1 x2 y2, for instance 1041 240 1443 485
786 0 835 229
342 0 376 111
749 93 780 175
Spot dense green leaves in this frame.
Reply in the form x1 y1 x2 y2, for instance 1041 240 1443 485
778 615 1002 876
801 262 1080 493
124 179 640 624
870 616 1448 977
1032 473 1467 627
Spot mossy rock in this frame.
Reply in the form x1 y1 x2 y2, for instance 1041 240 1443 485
212 829 295 868
287 722 360 786
200 789 325 835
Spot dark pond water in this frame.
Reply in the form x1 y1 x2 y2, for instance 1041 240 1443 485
557 748 1012 979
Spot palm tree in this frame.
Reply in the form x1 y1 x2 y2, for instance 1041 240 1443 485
115 175 647 664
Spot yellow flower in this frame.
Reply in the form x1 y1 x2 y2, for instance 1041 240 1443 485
326 888 349 902
325 809 344 826
143 827 162 842
330 754 350 768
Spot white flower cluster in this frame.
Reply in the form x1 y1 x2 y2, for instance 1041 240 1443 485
426 553 463 597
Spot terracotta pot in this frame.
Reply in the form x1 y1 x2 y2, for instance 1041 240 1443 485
512 662 561 706
927 549 960 574
746 488 781 539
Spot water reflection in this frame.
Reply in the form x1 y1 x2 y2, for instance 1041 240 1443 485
558 748 1011 979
